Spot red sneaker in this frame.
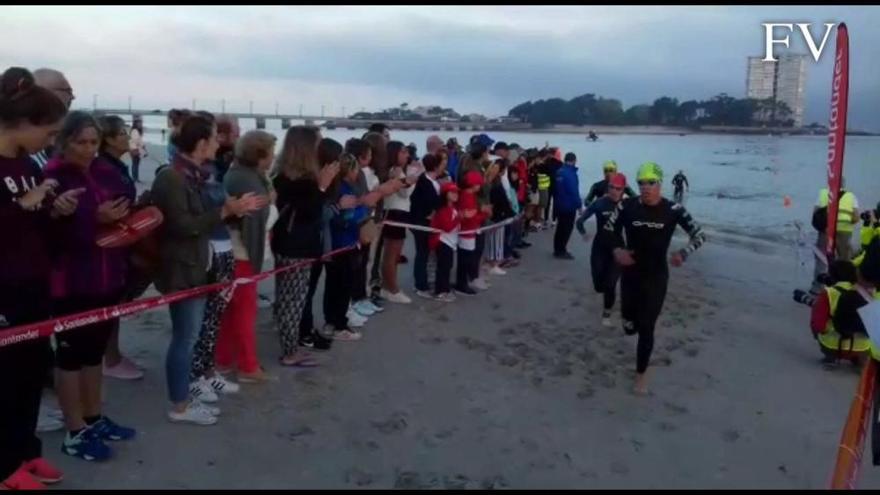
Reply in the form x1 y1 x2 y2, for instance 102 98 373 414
1 467 46 490
22 457 63 484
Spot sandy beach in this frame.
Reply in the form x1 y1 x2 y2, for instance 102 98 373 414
33 144 880 489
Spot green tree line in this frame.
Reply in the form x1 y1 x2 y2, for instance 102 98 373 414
508 93 795 128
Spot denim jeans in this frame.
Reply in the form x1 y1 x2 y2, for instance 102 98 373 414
166 296 207 404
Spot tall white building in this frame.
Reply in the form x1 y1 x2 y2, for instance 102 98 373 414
746 54 807 127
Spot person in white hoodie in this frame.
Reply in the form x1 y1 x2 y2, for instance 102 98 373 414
379 140 419 303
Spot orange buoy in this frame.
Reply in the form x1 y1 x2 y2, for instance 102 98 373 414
783 195 792 208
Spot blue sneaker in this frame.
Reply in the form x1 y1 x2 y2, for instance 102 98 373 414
61 428 112 462
91 416 136 441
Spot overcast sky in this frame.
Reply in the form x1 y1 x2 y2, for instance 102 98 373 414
2 6 878 129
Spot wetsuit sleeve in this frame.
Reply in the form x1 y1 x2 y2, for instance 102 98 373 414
584 183 599 206
673 204 706 261
575 201 600 234
811 291 830 336
683 176 689 189
624 186 636 198
603 200 626 249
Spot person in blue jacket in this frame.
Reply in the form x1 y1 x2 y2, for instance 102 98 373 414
324 154 370 341
553 152 581 259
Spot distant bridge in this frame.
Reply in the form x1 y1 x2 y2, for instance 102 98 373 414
89 108 533 133
91 108 338 123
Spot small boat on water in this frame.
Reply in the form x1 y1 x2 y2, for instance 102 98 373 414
587 130 598 141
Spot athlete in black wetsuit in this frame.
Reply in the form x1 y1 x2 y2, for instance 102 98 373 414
672 170 689 203
604 162 706 395
584 160 636 206
576 172 628 327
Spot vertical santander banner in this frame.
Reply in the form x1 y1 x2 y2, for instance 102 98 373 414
825 22 849 261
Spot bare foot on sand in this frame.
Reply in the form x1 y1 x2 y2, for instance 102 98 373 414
633 373 649 396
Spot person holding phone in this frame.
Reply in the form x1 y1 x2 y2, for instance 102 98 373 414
45 111 137 462
0 66 79 490
379 140 418 304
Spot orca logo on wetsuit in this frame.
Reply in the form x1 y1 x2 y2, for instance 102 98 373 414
632 221 665 229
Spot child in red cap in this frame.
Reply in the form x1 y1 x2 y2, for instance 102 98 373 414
455 171 488 295
430 182 461 302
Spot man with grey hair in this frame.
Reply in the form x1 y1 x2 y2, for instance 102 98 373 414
426 135 443 155
29 68 74 169
33 68 75 108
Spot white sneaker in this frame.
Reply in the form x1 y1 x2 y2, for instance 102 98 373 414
472 278 490 291
434 292 456 303
489 266 507 276
415 290 434 300
352 300 376 317
207 374 239 395
189 379 219 403
168 401 219 425
380 289 412 304
36 408 64 433
333 328 363 341
347 309 368 328
362 299 384 313
192 398 221 417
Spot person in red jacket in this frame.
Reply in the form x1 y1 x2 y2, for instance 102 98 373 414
510 144 531 249
430 182 461 302
455 171 490 295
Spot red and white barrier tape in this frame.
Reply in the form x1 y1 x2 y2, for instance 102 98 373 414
0 246 355 349
380 214 522 235
0 215 523 349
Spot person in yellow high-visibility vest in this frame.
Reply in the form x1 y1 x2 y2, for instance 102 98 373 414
810 260 871 366
818 180 860 260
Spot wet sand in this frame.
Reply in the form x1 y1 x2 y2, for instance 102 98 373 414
36 200 880 488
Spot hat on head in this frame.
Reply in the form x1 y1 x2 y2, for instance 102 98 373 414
464 170 484 187
602 160 618 172
441 182 459 195
475 133 495 149
609 173 627 189
637 161 664 182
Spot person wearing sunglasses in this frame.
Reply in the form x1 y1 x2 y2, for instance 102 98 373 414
584 160 636 207
576 172 629 328
603 162 706 396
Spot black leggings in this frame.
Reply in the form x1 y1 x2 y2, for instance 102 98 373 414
53 294 120 371
590 244 620 310
434 243 454 294
620 269 669 374
471 234 485 280
324 250 357 330
299 261 324 334
369 236 385 297
351 243 369 302
0 284 52 480
131 154 141 182
456 247 474 289
553 211 576 255
412 229 431 292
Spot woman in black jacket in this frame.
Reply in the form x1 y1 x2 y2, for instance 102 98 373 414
271 126 340 367
408 153 446 297
486 159 514 275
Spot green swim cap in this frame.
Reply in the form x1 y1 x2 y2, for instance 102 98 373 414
602 160 618 172
637 161 663 182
